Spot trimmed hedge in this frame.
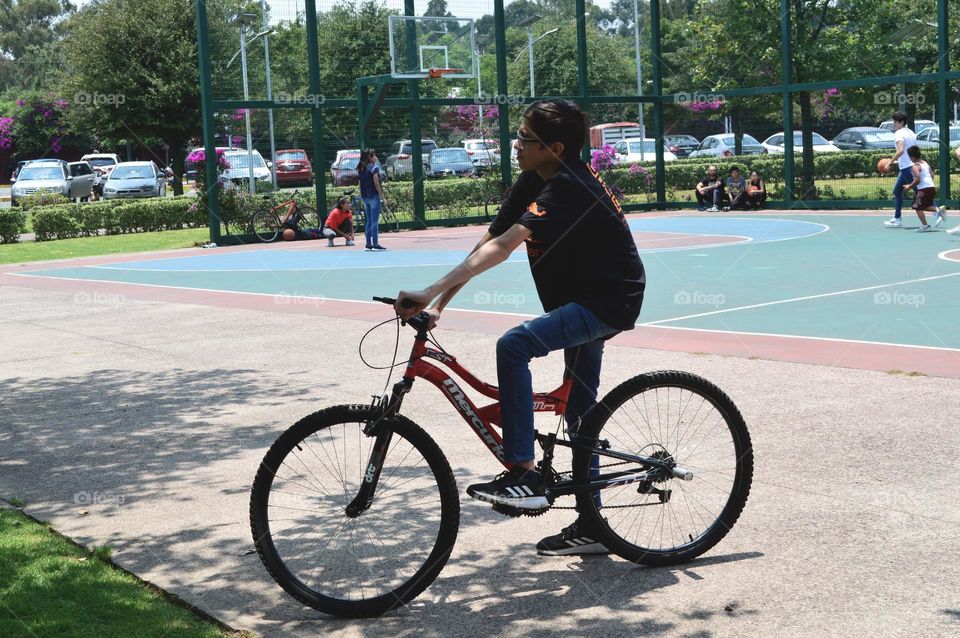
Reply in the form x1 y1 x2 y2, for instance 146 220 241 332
0 209 28 244
16 192 70 211
30 197 201 241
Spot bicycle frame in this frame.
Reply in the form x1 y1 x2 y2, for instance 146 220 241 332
344 316 691 517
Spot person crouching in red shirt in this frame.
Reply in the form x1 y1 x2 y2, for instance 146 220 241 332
323 196 355 247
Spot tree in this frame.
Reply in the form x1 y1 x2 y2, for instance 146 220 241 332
0 0 74 92
60 0 238 194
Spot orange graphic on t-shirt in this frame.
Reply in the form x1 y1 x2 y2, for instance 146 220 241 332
527 201 548 217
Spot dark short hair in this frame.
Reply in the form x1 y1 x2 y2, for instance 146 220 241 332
907 145 922 159
522 99 589 161
729 166 741 174
337 195 351 207
892 112 908 124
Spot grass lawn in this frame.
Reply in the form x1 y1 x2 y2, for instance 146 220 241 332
0 507 244 638
0 228 211 265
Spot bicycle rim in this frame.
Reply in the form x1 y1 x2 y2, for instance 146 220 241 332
252 211 280 242
574 371 753 565
250 406 459 617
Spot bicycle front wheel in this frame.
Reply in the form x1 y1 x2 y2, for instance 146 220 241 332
250 405 460 618
251 210 281 242
573 371 753 566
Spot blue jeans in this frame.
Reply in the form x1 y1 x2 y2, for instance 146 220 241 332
893 166 912 218
362 196 381 247
496 303 618 464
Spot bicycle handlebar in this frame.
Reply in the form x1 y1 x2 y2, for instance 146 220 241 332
373 296 431 332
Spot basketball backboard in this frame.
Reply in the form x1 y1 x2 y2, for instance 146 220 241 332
388 15 477 80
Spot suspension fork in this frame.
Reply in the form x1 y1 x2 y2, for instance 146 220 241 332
345 378 413 517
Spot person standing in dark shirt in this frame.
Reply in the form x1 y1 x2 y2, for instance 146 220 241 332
396 99 645 556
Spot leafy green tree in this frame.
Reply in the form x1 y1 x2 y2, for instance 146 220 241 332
0 0 73 92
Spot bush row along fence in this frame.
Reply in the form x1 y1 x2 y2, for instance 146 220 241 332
4 149 959 244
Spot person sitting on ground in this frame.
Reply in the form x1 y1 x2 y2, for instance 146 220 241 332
323 196 356 246
725 166 748 210
695 165 724 212
745 170 766 209
903 146 947 233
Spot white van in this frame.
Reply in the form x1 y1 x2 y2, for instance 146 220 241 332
221 149 272 186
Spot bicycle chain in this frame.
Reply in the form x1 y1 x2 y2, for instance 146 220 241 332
549 460 655 510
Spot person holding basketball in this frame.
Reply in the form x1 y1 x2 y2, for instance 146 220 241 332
394 98 645 556
745 170 766 208
884 112 918 228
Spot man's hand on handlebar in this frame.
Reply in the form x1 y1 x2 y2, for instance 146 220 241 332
395 290 432 319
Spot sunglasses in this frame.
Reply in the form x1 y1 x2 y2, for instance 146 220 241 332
515 129 541 149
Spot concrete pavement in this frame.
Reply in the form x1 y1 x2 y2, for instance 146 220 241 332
0 281 958 637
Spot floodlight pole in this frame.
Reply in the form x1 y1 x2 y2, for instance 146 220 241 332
634 0 645 159
238 27 255 194
262 1 277 190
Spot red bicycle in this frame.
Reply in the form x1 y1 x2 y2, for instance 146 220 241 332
250 297 753 618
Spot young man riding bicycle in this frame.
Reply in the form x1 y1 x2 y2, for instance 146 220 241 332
396 99 645 556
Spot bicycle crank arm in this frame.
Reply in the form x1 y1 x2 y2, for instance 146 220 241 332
344 428 394 518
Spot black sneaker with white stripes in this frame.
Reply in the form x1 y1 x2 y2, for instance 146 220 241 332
466 467 549 511
536 518 610 556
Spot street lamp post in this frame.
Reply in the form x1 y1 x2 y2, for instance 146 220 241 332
228 14 272 195
633 0 646 159
262 0 277 191
515 16 558 98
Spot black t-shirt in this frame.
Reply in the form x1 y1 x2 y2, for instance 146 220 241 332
699 174 723 189
488 161 645 330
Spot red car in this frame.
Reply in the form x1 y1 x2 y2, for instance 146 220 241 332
274 149 313 186
330 151 361 186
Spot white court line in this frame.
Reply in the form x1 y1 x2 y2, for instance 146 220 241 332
643 271 960 326
937 247 960 262
649 324 960 353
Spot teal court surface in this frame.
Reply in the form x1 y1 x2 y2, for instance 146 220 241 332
4 210 960 377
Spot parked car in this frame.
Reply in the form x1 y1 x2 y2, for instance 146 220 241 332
81 152 121 198
329 149 361 186
220 149 272 186
915 126 960 150
688 134 766 158
10 159 33 183
384 139 439 177
10 159 94 206
273 149 313 186
103 161 166 199
761 131 841 154
612 138 678 163
426 148 475 178
184 146 240 181
589 122 642 149
664 134 700 158
831 127 898 151
878 119 936 133
462 139 500 171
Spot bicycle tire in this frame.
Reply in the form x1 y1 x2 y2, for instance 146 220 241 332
250 405 460 618
251 210 281 242
381 204 400 232
572 371 753 566
297 203 319 228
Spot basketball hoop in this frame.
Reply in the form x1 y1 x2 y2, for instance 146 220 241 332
427 68 465 79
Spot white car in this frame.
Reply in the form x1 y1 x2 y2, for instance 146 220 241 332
612 139 677 163
915 126 960 150
462 139 500 169
81 152 122 198
103 161 166 199
221 149 272 186
10 159 94 206
878 119 937 134
761 131 841 154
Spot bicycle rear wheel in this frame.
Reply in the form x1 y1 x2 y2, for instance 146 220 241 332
251 210 281 242
573 371 753 566
250 405 460 618
381 204 400 232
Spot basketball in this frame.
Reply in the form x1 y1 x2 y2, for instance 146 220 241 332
746 185 760 195
877 158 891 174
282 228 297 241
